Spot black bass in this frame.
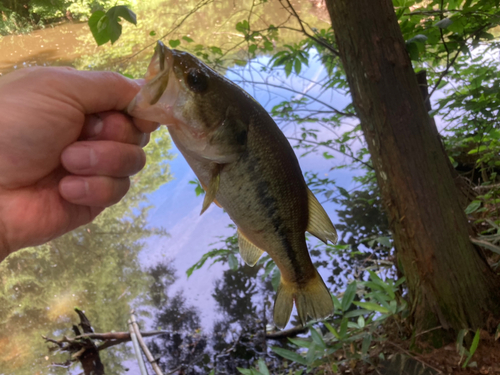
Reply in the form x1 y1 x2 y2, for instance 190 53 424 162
127 41 337 328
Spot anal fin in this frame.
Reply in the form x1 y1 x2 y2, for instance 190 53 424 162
306 189 338 244
200 164 222 215
237 230 264 267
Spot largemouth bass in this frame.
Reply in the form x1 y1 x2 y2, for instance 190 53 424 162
128 41 337 328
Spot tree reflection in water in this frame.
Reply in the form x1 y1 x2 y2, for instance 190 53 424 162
145 262 277 374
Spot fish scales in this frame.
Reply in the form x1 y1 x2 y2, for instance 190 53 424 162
127 41 337 328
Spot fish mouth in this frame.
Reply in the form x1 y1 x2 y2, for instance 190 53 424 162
126 40 175 118
143 40 174 106
145 40 173 83
156 40 168 72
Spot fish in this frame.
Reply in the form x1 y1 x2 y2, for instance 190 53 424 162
127 41 338 328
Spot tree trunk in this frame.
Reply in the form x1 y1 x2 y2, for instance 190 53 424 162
325 0 500 334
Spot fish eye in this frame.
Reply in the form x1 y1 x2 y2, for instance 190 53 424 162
186 68 208 93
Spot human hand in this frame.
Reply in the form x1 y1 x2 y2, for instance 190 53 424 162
0 67 159 261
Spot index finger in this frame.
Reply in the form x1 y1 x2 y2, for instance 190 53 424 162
61 69 160 133
15 67 139 114
62 69 140 113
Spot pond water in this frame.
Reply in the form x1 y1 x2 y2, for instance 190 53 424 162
0 1 367 374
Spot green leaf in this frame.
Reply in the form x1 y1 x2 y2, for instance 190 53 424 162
107 5 137 25
294 59 302 75
463 329 480 368
271 267 281 291
353 301 390 314
234 59 248 67
108 18 122 44
305 342 317 365
470 238 500 255
257 358 270 375
284 60 293 77
249 44 257 55
407 34 428 44
264 40 273 51
435 18 453 29
332 295 342 310
341 281 356 311
465 200 481 214
376 236 391 248
324 322 340 339
337 187 349 198
344 309 371 318
88 6 136 46
149 30 156 37
437 80 448 89
210 46 223 55
271 346 308 365
288 338 312 348
339 317 348 338
322 151 334 160
228 253 238 270
236 20 250 33
169 39 181 48
182 36 194 43
237 368 259 375
309 327 326 349
406 42 419 61
357 316 365 328
361 334 372 354
88 11 110 46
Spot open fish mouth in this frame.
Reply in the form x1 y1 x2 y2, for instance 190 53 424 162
145 41 174 105
145 41 172 81
126 41 175 118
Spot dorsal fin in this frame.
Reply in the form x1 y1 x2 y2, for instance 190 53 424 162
200 164 222 215
237 230 264 267
306 189 338 244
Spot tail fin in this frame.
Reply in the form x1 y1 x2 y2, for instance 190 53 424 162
273 270 334 329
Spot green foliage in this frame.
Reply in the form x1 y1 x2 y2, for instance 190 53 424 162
456 328 481 368
238 358 271 375
270 43 309 76
236 273 408 374
0 0 139 35
88 5 136 46
186 226 240 277
189 179 205 197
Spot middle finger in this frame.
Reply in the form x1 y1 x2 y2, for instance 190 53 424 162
61 140 146 177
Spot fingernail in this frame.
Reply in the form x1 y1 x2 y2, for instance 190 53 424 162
140 133 149 147
60 178 89 200
93 118 103 135
90 116 103 136
63 145 98 170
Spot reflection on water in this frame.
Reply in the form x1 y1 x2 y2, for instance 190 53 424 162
0 1 371 374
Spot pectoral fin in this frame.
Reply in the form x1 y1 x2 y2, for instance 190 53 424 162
306 189 338 244
200 164 222 215
237 230 264 267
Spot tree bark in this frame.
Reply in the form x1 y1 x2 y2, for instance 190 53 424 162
325 0 500 333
